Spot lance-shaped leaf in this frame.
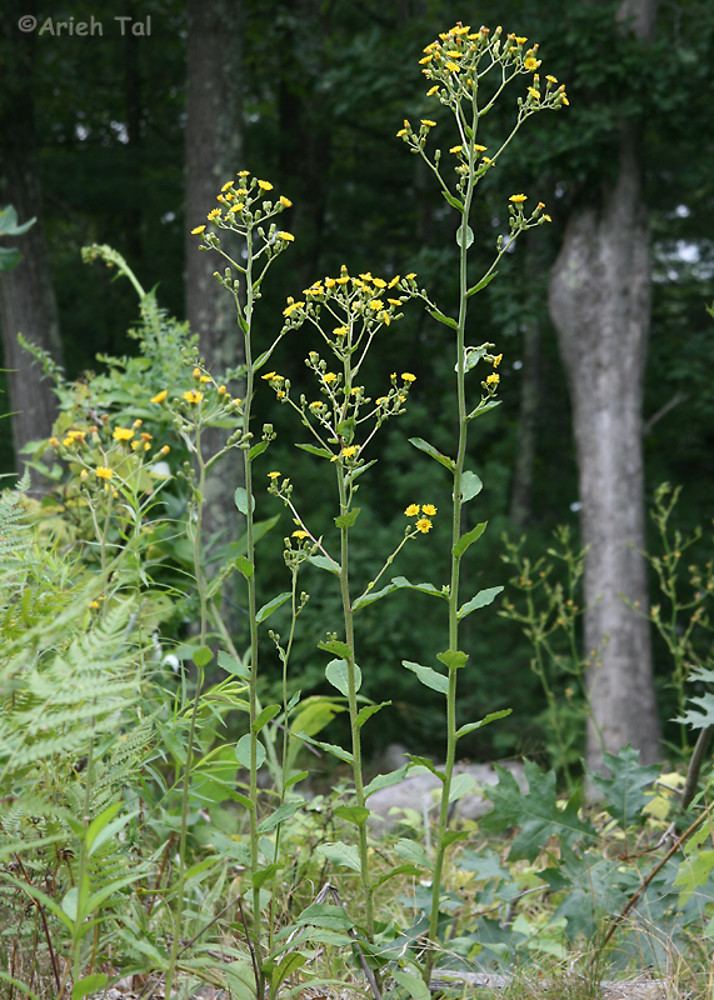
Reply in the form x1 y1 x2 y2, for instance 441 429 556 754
353 575 445 612
294 733 353 764
427 306 458 330
458 586 503 620
456 708 511 740
402 660 448 694
308 553 341 575
409 436 455 472
466 270 498 297
295 442 333 460
453 521 488 558
256 591 291 624
440 189 465 212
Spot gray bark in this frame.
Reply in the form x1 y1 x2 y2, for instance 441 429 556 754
548 0 660 771
184 0 244 571
0 0 62 466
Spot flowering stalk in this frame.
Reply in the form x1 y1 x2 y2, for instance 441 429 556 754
397 21 568 975
189 173 295 993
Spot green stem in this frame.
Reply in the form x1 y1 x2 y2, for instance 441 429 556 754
426 107 478 977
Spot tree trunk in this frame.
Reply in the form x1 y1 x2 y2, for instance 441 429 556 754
184 0 244 573
0 0 62 467
548 0 660 771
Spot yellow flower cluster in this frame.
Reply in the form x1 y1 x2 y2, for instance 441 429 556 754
404 502 438 534
188 171 293 239
281 264 413 337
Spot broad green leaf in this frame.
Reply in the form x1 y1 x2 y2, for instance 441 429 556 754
482 761 595 861
235 555 254 579
449 772 478 803
392 969 431 1000
295 442 333 460
453 520 488 558
409 436 455 472
308 553 341 575
436 649 469 671
591 746 659 827
318 637 352 660
256 591 291 624
443 829 469 848
405 754 445 782
252 348 271 371
467 270 498 297
235 734 266 770
217 650 249 679
285 769 309 789
674 849 714 906
395 837 430 868
460 470 483 503
456 709 512 740
316 841 361 872
270 952 307 993
334 805 370 827
325 658 361 697
253 703 280 733
402 660 448 694
72 975 109 1000
427 306 458 330
457 586 503 620
391 575 447 599
258 799 302 834
456 223 474 249
192 645 213 668
334 507 361 529
252 863 279 889
364 763 411 798
440 189 465 212
233 487 255 515
0 205 36 237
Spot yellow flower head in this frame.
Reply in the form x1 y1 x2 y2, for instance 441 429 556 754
190 225 206 235
486 372 500 386
509 193 527 204
341 445 359 459
267 470 281 479
524 56 539 71
416 517 433 534
257 179 273 191
323 372 338 384
95 466 113 481
404 503 421 517
207 208 222 221
449 145 463 154
422 503 437 516
492 353 503 367
277 231 295 242
151 389 168 404
401 372 416 382
279 195 293 207
112 426 135 442
183 390 204 404
292 529 309 540
333 326 348 337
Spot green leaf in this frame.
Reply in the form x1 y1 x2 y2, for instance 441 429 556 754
316 841 361 872
248 441 268 461
318 637 352 660
591 746 660 827
466 271 498 297
235 555 254 579
482 761 595 861
256 591 291 624
436 649 469 671
217 650 249 679
295 442 333 460
402 660 448 694
308 553 341 575
0 972 39 999
449 772 478 803
458 586 503 620
252 349 272 372
2 874 74 931
392 969 431 1000
405 754 445 782
270 952 307 994
72 975 109 1000
295 902 354 931
468 398 501 421
456 709 512 740
353 575 445 612
88 807 138 858
252 863 278 890
453 520 488 558
676 691 714 731
193 645 213 668
334 805 370 827
372 864 424 890
234 487 255 515
294 733 353 764
334 507 361 529
427 306 458 331
356 701 390 728
235 734 266 770
336 417 355 443
391 575 446 600
85 801 122 854
460 470 483 503
456 223 474 249
258 799 302 834
325 658 361 697
253 703 280 733
364 763 411 798
409 436 455 471
440 189 465 212
674 849 714 906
